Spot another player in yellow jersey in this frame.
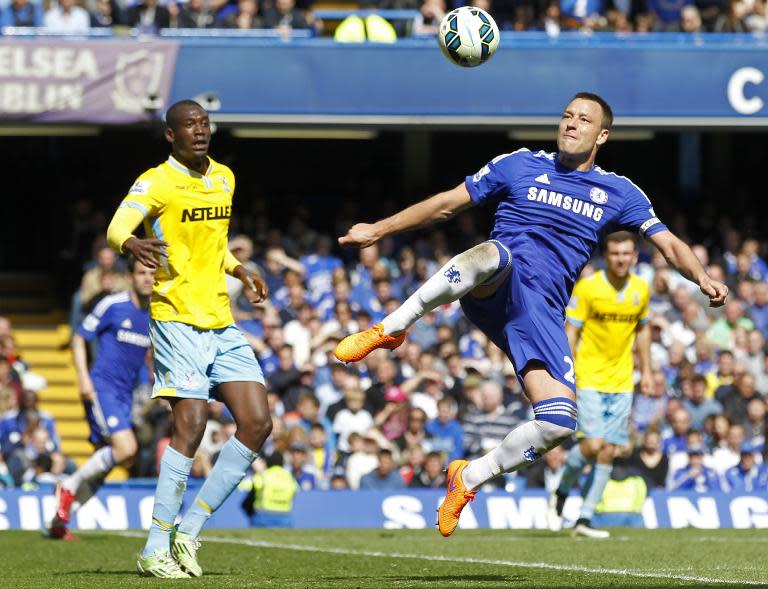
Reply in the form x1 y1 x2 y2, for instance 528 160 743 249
548 231 654 539
105 100 272 578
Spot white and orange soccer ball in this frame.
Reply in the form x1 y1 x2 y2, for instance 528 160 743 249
437 7 500 68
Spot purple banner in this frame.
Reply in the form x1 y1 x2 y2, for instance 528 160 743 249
0 39 179 123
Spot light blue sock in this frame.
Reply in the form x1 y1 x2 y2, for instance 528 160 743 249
580 463 613 520
142 446 193 557
557 444 589 495
178 436 257 538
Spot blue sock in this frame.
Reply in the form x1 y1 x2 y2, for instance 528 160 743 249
178 436 257 538
557 444 589 495
142 446 193 557
580 463 613 520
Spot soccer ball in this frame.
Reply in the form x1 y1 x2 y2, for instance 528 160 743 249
437 7 500 68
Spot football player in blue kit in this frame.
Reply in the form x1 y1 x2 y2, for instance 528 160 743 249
334 92 729 536
48 258 154 540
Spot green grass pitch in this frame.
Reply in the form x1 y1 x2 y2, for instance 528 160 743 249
3 528 767 588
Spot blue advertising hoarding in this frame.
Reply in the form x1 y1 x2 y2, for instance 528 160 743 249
3 486 768 530
0 33 765 126
169 34 768 126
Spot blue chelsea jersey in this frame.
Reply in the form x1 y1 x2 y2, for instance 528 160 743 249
77 291 151 394
466 148 668 309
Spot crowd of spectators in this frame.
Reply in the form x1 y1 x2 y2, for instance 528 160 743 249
0 0 764 36
6 209 768 502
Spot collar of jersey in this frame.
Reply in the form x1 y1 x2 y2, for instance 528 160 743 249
167 155 214 179
600 269 631 297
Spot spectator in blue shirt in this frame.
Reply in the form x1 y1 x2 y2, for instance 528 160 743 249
646 0 693 29
284 392 336 458
258 246 306 303
724 445 762 492
359 448 405 490
751 282 768 337
426 397 464 462
669 446 724 492
662 407 691 455
682 374 723 430
0 390 60 457
301 235 343 307
286 442 318 490
1 0 43 27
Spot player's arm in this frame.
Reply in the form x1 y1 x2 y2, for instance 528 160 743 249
339 183 474 248
106 206 168 269
648 230 728 307
224 250 268 304
565 281 587 355
635 322 654 395
565 321 581 356
71 333 95 402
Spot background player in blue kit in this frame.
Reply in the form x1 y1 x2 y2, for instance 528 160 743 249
49 259 155 540
334 92 729 536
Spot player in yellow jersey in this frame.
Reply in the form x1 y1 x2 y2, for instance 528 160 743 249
105 100 272 578
547 231 654 538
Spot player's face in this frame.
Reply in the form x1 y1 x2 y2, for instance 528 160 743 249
604 240 637 280
131 262 156 297
557 99 609 157
166 107 211 162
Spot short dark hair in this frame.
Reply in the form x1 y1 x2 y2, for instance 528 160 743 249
165 99 206 130
571 92 613 130
602 231 636 252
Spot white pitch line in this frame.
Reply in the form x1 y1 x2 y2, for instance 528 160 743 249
112 531 767 586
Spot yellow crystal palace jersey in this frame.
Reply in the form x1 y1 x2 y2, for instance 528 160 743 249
566 271 650 393
119 155 236 329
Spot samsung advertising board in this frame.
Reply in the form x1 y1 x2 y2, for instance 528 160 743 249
2 488 768 530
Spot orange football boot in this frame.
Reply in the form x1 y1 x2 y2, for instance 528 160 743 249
437 459 476 537
334 323 406 363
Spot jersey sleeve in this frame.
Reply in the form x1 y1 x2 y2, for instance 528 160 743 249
616 181 668 237
565 279 590 327
119 169 167 219
77 299 113 342
465 150 525 206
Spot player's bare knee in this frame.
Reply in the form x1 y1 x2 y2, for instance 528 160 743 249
597 442 616 463
584 438 603 457
238 414 273 450
112 436 138 464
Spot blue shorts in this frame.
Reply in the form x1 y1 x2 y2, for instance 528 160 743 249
576 389 633 445
150 320 264 401
85 377 133 446
460 258 575 392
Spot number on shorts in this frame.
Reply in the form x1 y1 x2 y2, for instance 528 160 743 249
563 356 575 384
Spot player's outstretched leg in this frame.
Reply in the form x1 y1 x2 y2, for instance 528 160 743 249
335 241 508 363
438 396 577 537
48 446 116 540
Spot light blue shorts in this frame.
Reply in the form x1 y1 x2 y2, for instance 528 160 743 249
576 389 633 445
150 319 264 401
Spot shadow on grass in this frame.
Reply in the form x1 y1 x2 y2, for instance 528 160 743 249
62 571 225 577
319 574 734 589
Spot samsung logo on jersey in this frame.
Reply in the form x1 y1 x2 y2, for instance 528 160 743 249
181 206 231 223
527 187 604 222
116 330 151 347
